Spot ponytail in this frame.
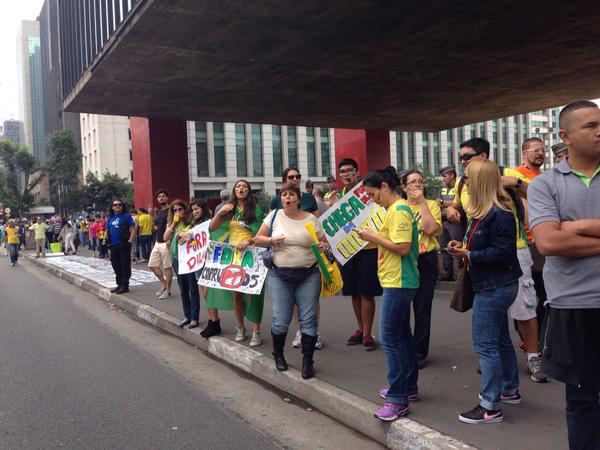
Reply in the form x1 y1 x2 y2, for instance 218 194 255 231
363 166 400 190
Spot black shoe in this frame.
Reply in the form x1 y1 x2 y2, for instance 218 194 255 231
417 356 428 369
201 320 221 338
110 286 121 293
115 287 129 294
459 405 503 424
301 334 318 379
178 319 191 328
271 331 288 371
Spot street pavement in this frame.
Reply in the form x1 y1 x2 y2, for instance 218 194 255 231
17 248 568 450
0 259 280 449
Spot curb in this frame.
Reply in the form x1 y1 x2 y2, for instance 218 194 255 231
24 254 476 450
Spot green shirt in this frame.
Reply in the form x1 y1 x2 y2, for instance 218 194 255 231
270 192 318 213
572 164 600 188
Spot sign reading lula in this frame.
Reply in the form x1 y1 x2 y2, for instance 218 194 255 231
319 183 386 265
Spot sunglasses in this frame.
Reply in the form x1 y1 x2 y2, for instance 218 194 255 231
460 153 478 162
287 174 301 180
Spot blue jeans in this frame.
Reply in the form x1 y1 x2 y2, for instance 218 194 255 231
9 243 19 264
380 287 419 405
472 281 519 410
173 260 201 322
413 251 437 359
268 268 320 336
139 235 152 261
91 237 98 252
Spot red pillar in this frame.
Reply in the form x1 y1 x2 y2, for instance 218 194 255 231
130 117 189 209
334 129 391 179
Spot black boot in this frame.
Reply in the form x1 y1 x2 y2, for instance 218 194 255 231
271 331 288 371
301 333 318 379
201 319 222 338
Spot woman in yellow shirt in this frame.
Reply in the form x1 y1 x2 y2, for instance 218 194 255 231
6 219 21 266
355 166 420 421
400 170 442 368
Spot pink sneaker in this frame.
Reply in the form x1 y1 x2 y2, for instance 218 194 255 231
378 388 419 402
374 402 409 421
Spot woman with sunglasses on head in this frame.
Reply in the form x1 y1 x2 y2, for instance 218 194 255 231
399 169 442 369
206 180 266 345
354 166 420 421
106 198 136 294
164 199 202 329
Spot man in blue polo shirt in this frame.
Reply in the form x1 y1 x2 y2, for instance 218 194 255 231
528 100 600 450
106 198 136 294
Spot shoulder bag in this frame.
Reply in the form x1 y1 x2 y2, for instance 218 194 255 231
450 218 481 313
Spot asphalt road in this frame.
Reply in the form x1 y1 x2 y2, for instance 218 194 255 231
0 262 279 449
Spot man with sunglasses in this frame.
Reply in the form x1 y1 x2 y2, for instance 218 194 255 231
270 168 319 216
106 198 136 294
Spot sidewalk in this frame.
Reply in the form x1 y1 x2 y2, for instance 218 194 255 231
22 248 567 450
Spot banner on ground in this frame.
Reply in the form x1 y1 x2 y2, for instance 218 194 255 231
319 182 386 265
197 241 269 295
176 220 210 275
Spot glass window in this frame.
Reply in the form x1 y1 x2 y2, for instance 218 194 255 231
407 132 416 169
479 122 486 138
396 132 405 171
422 133 430 172
306 127 316 177
195 122 209 177
287 127 298 168
235 124 247 177
446 130 454 167
457 127 464 145
251 124 263 177
213 122 226 177
320 128 331 176
272 125 283 177
433 132 441 174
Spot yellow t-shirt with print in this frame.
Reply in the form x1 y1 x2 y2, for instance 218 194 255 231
400 199 442 254
229 207 255 244
6 227 20 244
454 171 528 249
377 200 420 289
138 213 153 236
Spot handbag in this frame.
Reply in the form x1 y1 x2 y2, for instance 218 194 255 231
261 209 279 269
450 219 481 313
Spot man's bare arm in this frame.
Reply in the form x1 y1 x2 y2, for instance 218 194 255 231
532 221 600 257
560 219 600 238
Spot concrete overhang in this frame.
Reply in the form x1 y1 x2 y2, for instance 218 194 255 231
64 0 600 131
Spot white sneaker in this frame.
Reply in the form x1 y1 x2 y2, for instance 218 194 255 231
292 330 301 348
315 333 324 350
158 291 172 299
235 326 247 342
249 331 262 347
155 287 165 297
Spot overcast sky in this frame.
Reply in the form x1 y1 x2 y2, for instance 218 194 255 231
0 0 45 122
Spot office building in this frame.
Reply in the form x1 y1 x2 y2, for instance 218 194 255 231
2 120 25 145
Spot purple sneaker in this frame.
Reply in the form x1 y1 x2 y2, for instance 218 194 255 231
378 388 419 402
374 402 409 421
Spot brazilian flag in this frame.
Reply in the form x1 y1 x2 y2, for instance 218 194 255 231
205 205 266 324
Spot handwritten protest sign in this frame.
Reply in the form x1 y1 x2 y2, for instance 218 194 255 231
176 220 210 275
319 183 386 265
197 241 269 295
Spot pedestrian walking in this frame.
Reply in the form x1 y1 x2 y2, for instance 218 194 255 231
6 219 21 266
29 216 49 258
89 217 99 256
137 207 153 262
447 159 522 425
59 220 77 255
254 182 330 378
106 198 136 294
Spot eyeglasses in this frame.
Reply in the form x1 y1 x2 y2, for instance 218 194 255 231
287 174 301 180
112 203 123 207
339 168 356 175
460 153 478 162
406 179 424 186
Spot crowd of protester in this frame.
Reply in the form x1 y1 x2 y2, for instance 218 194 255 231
2 99 597 450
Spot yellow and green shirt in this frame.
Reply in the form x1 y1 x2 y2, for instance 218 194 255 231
377 200 419 289
6 227 20 244
400 199 442 254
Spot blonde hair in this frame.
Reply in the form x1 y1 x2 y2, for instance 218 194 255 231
465 159 511 219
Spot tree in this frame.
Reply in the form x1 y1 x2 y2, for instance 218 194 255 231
46 129 83 214
0 139 48 215
83 171 134 212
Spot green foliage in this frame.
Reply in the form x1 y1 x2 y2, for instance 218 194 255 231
421 168 444 199
46 129 82 214
83 171 134 212
255 190 273 213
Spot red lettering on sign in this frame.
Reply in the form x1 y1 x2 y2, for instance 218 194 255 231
219 265 246 289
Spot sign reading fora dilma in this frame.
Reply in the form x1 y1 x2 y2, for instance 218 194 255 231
176 220 210 275
198 242 269 295
320 183 386 265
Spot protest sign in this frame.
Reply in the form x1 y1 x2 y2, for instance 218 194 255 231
176 220 210 275
198 241 269 295
319 182 386 265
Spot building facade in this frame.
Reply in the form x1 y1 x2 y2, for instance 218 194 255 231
391 108 561 176
17 20 46 161
80 114 133 181
2 120 25 145
187 122 336 200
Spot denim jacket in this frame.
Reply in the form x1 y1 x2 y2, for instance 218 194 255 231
465 205 522 292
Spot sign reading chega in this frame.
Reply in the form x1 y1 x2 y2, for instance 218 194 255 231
197 242 269 295
176 220 210 275
320 183 386 265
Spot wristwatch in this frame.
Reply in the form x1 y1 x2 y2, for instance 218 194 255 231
516 178 523 187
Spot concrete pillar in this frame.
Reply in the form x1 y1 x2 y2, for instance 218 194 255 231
130 117 189 209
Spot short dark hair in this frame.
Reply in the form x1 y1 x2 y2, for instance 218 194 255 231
399 169 425 199
559 100 599 129
338 158 358 170
460 137 490 157
281 167 300 183
279 182 302 208
522 137 544 152
155 188 169 199
363 166 400 190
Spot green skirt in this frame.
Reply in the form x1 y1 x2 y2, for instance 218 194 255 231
205 288 264 325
